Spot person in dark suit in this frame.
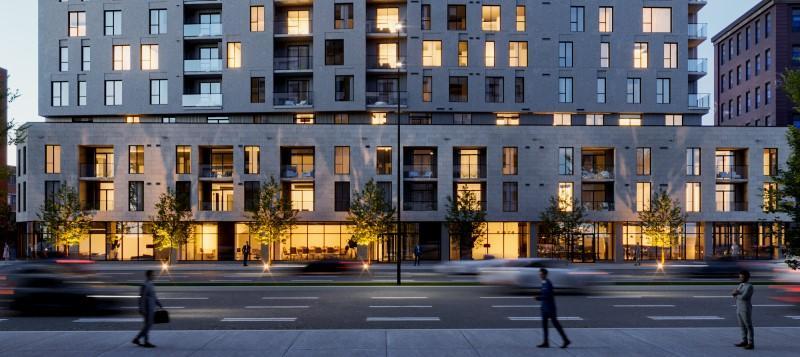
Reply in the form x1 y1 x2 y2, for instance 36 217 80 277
535 268 570 349
242 242 251 266
133 270 162 348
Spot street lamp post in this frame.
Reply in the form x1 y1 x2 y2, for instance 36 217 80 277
394 22 403 286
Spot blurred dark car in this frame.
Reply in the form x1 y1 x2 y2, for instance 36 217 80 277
0 260 124 315
672 257 772 279
300 260 363 274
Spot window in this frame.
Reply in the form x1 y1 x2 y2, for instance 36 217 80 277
448 5 467 30
755 87 761 109
764 148 778 176
227 42 241 68
794 47 800 66
664 43 677 69
552 113 571 127
51 81 69 107
766 14 771 38
250 6 264 32
656 78 671 104
334 113 349 125
636 182 652 212
104 10 122 36
128 145 144 174
558 78 573 103
325 39 344 65
636 148 651 176
558 182 574 211
287 10 311 34
45 145 61 174
129 181 144 212
516 6 526 31
503 182 518 212
59 46 68 72
377 181 393 207
458 41 468 67
244 181 259 212
634 43 648 69
756 55 761 76
104 80 122 106
746 91 751 112
422 76 432 102
45 181 60 210
485 77 503 103
559 147 574 175
334 4 354 29
244 146 260 175
335 146 350 175
746 26 751 50
150 79 168 105
377 147 392 175
642 7 671 32
686 148 701 176
68 11 86 37
496 113 519 126
746 59 753 80
764 182 778 211
626 78 641 104
619 114 641 126
422 40 442 66
175 181 191 211
334 182 351 212
794 9 800 32
586 114 604 126
482 5 500 31
600 42 610 68
98 182 115 211
686 183 701 212
756 20 761 43
78 81 87 106
449 76 468 102
515 77 524 103
766 82 772 104
454 113 472 125
251 77 265 103
570 6 585 32
289 183 314 211
334 75 353 102
599 7 613 32
150 9 167 34
666 114 683 126
559 42 573 68
112 45 131 70
485 41 495 67
766 49 771 71
421 4 431 30
176 145 191 174
509 42 527 67
503 147 518 175
81 45 90 71
596 78 607 103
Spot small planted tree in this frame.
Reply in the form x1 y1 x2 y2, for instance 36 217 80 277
538 196 587 261
150 189 194 264
349 180 395 262
38 184 92 256
638 191 686 266
445 191 487 260
247 177 297 264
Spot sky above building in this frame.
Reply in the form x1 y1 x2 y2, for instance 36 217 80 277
0 0 761 165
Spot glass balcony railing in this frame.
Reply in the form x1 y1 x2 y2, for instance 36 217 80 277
365 21 406 34
367 55 406 69
688 23 708 39
366 91 407 106
404 165 436 179
689 93 710 109
200 164 233 178
184 59 223 73
453 164 487 179
582 201 615 212
688 58 708 73
183 93 222 107
716 165 748 181
274 21 312 35
274 56 313 70
184 23 223 37
581 167 614 180
403 201 437 211
281 164 315 179
273 92 313 106
79 164 114 178
717 201 748 212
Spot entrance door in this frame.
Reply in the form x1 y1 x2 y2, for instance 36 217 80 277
218 222 235 261
571 234 596 263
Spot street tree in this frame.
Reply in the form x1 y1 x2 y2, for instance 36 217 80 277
538 196 587 261
771 69 800 269
445 191 487 260
150 188 194 264
638 191 686 266
37 184 92 256
247 177 297 264
348 180 395 261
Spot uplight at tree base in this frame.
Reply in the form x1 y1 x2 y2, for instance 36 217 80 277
656 262 665 272
160 261 170 272
262 263 271 272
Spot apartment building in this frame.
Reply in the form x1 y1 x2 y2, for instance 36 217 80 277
713 0 800 127
19 0 788 262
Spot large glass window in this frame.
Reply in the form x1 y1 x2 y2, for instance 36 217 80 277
45 145 61 174
599 7 613 32
686 182 701 213
244 146 260 174
290 183 314 211
636 148 651 176
176 145 191 174
636 182 651 212
449 76 468 102
129 145 144 174
335 146 350 175
503 147 518 175
642 7 671 33
377 147 392 175
482 5 500 31
422 40 442 67
227 42 242 68
509 42 527 67
559 147 574 175
287 10 311 34
112 45 131 71
141 45 159 70
250 6 265 32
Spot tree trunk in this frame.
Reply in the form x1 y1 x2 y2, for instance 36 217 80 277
660 247 666 266
261 243 270 265
460 235 473 260
357 244 369 263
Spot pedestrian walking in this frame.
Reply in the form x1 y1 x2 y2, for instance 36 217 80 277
133 270 163 348
732 270 754 350
413 244 422 266
535 268 570 349
2 242 9 260
242 242 251 266
634 242 641 266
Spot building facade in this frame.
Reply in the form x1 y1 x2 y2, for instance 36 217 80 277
21 0 787 262
713 0 800 127
1 68 8 203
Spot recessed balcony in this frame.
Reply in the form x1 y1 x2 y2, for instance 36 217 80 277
366 91 407 107
274 21 312 37
365 21 407 38
184 59 222 73
273 92 313 107
184 23 222 38
688 23 707 46
274 56 313 72
183 93 222 107
716 165 748 182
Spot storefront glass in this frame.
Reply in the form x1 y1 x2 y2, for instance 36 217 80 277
182 223 218 260
279 224 354 261
234 224 262 261
537 222 612 262
623 223 704 261
448 222 527 260
713 222 782 259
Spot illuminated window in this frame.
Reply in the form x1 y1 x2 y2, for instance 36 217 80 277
250 6 265 32
636 148 651 176
458 41 469 67
482 5 500 31
334 4 354 29
554 113 572 126
763 182 777 211
503 147 518 175
141 45 159 70
763 148 778 176
378 43 398 68
295 113 315 124
376 7 400 32
686 182 701 212
634 42 648 68
371 112 388 125
99 182 115 211
45 145 61 174
665 114 683 126
210 183 234 212
558 182 574 211
643 8 672 33
244 146 260 175
68 11 86 37
516 6 526 31
456 183 484 210
664 43 678 69
619 114 641 126
51 81 69 107
636 182 651 212
290 183 314 211
422 76 432 102
129 145 144 174
176 145 192 174
287 10 311 34
112 45 131 71
586 114 604 126
485 41 495 67
377 147 392 175
125 116 140 124
227 42 241 68
509 41 528 67
334 146 350 175
496 113 519 126
422 40 442 67
599 7 613 32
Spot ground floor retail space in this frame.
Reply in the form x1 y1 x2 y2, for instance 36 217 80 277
15 221 785 262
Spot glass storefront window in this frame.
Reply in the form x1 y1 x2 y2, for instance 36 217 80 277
183 223 218 260
713 222 782 259
624 223 704 261
235 224 262 261
281 224 354 261
448 222 527 260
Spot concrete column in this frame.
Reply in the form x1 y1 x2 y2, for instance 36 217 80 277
528 222 537 258
703 222 714 260
440 222 450 261
614 222 625 263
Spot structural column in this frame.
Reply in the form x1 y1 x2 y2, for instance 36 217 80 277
703 222 714 259
614 222 625 263
440 222 450 261
528 222 537 258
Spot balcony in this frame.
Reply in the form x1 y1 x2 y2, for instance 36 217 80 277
184 59 222 73
365 21 407 37
273 92 313 107
689 93 710 110
688 58 708 77
688 23 707 46
403 201 436 211
717 201 748 212
79 164 114 178
183 93 222 107
274 56 313 71
582 201 615 212
184 23 222 38
366 91 407 107
367 56 407 71
404 165 436 179
281 164 315 179
200 164 233 178
453 164 487 180
716 165 748 181
274 21 312 37
581 167 614 181
688 0 707 12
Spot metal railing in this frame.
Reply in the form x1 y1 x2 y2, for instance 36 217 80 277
581 167 615 180
403 165 437 179
274 20 312 35
582 201 615 212
79 164 114 178
403 201 436 211
717 201 748 212
281 164 315 179
184 23 222 37
199 164 233 178
453 164 487 179
200 202 233 212
273 92 313 106
273 56 312 70
366 91 407 106
689 93 710 109
366 55 406 69
688 58 708 73
184 59 222 73
365 21 406 34
183 93 222 107
715 165 748 180
688 23 708 39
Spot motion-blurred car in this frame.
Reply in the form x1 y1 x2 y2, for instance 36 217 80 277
300 260 364 274
477 258 608 292
0 260 124 314
433 257 508 275
770 263 800 305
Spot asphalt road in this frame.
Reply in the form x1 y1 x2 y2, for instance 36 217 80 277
2 285 799 331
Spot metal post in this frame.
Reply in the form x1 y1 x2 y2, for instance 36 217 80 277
395 23 402 285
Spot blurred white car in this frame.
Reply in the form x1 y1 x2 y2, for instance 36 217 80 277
478 258 608 291
433 258 508 275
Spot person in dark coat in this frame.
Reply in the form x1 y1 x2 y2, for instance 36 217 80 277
242 242 251 266
732 270 754 350
133 270 162 348
413 244 422 266
535 268 570 349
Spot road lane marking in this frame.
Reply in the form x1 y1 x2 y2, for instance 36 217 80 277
786 316 800 320
492 305 540 308
290 279 334 282
74 318 142 323
262 297 319 300
614 305 676 308
479 296 531 299
648 316 725 320
371 296 428 299
369 305 433 308
692 296 731 299
367 317 440 322
508 317 583 321
87 295 140 299
221 318 297 322
588 296 644 299
160 297 209 300
0 319 7 322
122 306 185 309
245 305 310 309
210 279 252 282
731 304 793 307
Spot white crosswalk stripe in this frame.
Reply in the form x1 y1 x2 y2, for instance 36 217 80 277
366 317 440 322
648 316 724 320
262 297 319 300
508 317 583 321
221 317 297 322
74 318 142 323
245 305 309 309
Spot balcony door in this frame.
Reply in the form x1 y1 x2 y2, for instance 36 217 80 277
287 45 310 69
287 80 310 101
200 82 221 95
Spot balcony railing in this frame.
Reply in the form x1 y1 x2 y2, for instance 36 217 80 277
366 91 407 106
403 201 436 211
367 55 406 69
281 164 315 179
80 164 114 178
453 164 487 179
274 56 313 71
688 58 708 74
404 165 437 179
365 21 406 34
200 164 233 178
688 23 708 39
581 168 614 180
184 23 223 37
184 59 223 73
716 165 748 181
582 201 615 212
717 201 748 212
689 93 710 109
200 202 233 212
274 21 312 35
273 92 313 106
183 93 222 107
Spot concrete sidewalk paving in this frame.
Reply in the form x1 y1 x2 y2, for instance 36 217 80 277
0 327 796 356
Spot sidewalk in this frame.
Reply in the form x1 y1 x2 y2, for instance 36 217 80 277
0 327 796 356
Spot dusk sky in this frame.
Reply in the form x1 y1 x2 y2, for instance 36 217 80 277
0 0 761 165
